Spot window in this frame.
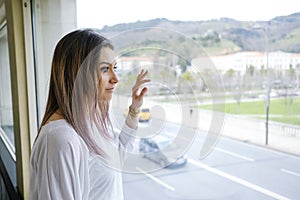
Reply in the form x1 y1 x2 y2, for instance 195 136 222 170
0 23 17 189
0 25 14 151
31 0 77 124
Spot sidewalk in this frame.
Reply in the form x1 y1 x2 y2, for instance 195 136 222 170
113 95 300 156
180 106 300 157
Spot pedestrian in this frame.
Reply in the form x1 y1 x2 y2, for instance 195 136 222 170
190 107 193 116
30 28 150 200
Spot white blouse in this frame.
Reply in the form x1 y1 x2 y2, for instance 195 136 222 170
30 119 136 200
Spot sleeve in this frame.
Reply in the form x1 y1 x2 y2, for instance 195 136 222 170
114 123 137 168
118 123 137 152
45 131 89 200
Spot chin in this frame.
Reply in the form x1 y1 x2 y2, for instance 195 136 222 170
103 95 113 101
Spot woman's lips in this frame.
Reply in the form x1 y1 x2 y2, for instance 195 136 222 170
105 88 114 93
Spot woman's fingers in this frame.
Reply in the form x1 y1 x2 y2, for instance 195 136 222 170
132 70 150 94
131 69 151 108
132 79 151 93
139 87 148 97
138 69 148 79
137 70 149 82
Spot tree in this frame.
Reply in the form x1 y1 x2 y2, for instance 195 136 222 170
178 58 188 73
178 71 195 94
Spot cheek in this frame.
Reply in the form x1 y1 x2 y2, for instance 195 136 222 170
98 74 108 88
102 73 109 82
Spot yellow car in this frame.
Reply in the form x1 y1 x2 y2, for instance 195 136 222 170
124 107 151 122
138 108 151 122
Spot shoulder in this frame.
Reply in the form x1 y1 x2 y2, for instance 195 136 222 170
34 120 88 155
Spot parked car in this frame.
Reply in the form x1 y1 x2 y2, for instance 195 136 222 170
139 134 187 169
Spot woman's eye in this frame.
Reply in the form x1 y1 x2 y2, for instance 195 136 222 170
101 66 109 72
113 65 118 71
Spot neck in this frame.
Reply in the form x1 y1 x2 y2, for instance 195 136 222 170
45 109 65 124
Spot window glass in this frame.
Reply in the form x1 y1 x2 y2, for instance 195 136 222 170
0 23 17 188
31 0 77 124
0 24 14 152
77 1 300 200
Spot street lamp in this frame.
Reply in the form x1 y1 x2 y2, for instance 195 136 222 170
253 24 270 145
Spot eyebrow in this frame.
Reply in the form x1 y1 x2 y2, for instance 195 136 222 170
99 62 112 65
99 61 117 66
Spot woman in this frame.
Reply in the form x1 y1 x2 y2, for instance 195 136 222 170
30 29 150 200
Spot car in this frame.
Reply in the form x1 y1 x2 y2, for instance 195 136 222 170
124 107 151 122
139 134 187 169
138 108 151 122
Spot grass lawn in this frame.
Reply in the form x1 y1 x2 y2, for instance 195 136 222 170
198 97 300 126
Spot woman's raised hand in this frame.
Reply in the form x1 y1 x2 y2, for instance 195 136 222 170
131 69 151 110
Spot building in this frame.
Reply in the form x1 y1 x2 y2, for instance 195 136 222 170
206 51 300 74
117 56 153 71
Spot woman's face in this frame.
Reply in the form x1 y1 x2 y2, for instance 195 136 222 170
98 46 119 101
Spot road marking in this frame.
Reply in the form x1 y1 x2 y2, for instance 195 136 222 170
281 168 300 178
215 147 255 162
136 167 175 191
188 159 290 200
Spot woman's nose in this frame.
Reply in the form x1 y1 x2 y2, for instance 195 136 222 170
110 70 119 84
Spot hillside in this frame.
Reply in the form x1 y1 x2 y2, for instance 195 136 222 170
99 13 300 56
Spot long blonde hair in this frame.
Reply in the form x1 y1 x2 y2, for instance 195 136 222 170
39 29 114 157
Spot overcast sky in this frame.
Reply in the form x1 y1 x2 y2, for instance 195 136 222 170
77 0 300 29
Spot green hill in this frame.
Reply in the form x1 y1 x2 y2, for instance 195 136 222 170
100 13 300 55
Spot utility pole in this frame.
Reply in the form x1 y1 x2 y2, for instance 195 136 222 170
253 24 270 145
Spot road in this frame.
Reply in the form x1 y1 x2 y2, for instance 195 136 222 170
119 120 300 200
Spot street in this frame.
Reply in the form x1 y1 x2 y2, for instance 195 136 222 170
109 95 300 199
121 121 300 200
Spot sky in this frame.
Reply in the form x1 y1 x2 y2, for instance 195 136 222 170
77 0 300 29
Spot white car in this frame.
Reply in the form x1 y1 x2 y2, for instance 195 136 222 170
139 133 187 169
